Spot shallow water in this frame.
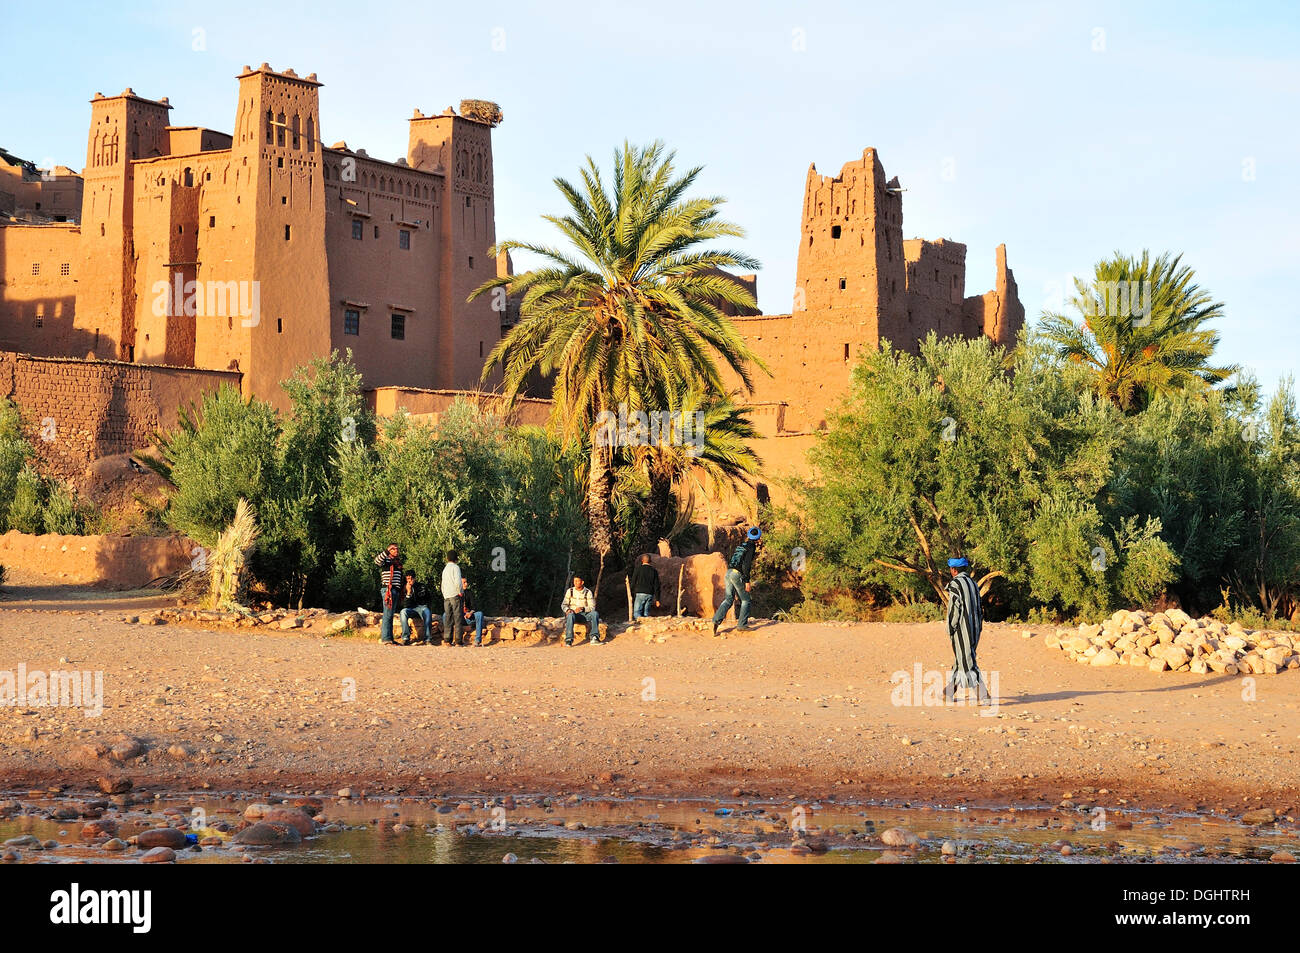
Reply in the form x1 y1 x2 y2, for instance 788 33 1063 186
2 792 1296 864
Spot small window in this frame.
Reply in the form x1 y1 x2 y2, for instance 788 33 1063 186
373 225 379 238
468 256 474 269
399 229 410 250
465 196 471 208
177 225 183 234
344 309 360 335
281 196 287 205
31 263 39 276
209 216 216 228
35 308 44 328
479 340 483 358
277 156 284 168
284 225 291 241
351 220 363 240
839 278 846 290
60 262 70 276
831 225 842 239
391 313 405 339
843 343 850 362
277 318 283 334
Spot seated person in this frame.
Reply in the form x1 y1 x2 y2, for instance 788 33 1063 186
399 571 434 645
562 575 600 646
461 577 485 646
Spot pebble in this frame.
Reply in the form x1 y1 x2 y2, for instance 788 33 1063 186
881 827 919 848
138 828 188 849
141 846 176 864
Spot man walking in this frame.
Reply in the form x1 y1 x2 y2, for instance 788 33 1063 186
441 552 464 646
944 556 990 704
631 554 660 620
399 570 434 645
712 526 760 637
373 543 403 647
562 575 600 646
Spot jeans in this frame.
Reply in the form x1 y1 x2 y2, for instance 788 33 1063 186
465 610 484 645
442 595 464 644
633 592 654 619
380 591 398 643
400 605 432 642
565 609 599 644
712 569 751 628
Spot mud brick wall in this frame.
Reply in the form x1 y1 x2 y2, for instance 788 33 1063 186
0 350 241 485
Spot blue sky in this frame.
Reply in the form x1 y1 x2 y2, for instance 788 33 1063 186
4 0 1296 395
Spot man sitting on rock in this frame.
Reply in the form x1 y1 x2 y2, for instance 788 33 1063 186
399 570 434 645
562 575 600 646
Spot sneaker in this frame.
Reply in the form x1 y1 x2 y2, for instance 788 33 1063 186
588 637 599 645
711 620 719 637
735 625 750 632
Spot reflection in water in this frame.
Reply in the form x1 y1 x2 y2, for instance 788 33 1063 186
1 793 1294 864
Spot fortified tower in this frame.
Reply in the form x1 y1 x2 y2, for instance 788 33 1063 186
76 89 171 359
407 100 503 389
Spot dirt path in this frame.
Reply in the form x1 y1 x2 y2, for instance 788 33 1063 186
1 593 1297 817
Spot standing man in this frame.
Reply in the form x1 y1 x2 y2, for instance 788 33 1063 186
631 554 660 620
461 576 485 647
373 543 403 647
399 570 434 645
441 552 464 646
562 575 600 646
712 526 760 637
944 556 990 704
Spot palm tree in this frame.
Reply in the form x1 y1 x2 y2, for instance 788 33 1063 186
1041 251 1237 412
625 381 762 555
471 140 766 578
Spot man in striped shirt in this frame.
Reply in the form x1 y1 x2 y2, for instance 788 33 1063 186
374 543 403 647
944 556 990 704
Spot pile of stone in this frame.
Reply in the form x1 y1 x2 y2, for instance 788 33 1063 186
1041 609 1298 675
123 607 330 630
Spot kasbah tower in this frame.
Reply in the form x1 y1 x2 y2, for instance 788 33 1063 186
1 64 504 407
727 147 1025 503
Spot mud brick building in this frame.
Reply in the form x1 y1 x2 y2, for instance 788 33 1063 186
0 65 504 407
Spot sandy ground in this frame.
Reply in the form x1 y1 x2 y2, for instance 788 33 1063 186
1 584 1297 817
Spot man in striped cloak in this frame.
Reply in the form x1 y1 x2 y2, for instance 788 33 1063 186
944 556 991 704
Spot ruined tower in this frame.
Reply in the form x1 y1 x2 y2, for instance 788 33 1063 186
793 148 907 343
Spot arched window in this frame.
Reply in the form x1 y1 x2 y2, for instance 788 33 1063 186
266 109 273 144
276 111 286 147
306 115 315 153
291 114 301 149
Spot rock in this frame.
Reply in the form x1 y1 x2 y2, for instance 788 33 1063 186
97 776 132 794
138 827 188 849
167 744 193 761
102 838 128 851
261 808 316 836
278 617 303 630
502 853 518 864
1148 658 1169 673
337 788 353 799
1269 851 1296 863
1241 808 1277 825
1090 649 1120 667
941 840 957 856
3 834 40 848
244 803 272 820
109 738 145 761
232 822 302 846
80 819 118 839
140 846 176 864
1 850 18 862
880 827 919 848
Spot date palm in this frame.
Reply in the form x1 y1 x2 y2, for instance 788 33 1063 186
471 140 765 573
1041 251 1236 413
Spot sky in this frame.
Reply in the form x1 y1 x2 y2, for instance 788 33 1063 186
3 0 1297 395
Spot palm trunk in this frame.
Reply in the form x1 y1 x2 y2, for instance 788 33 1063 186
636 454 673 557
586 434 615 560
